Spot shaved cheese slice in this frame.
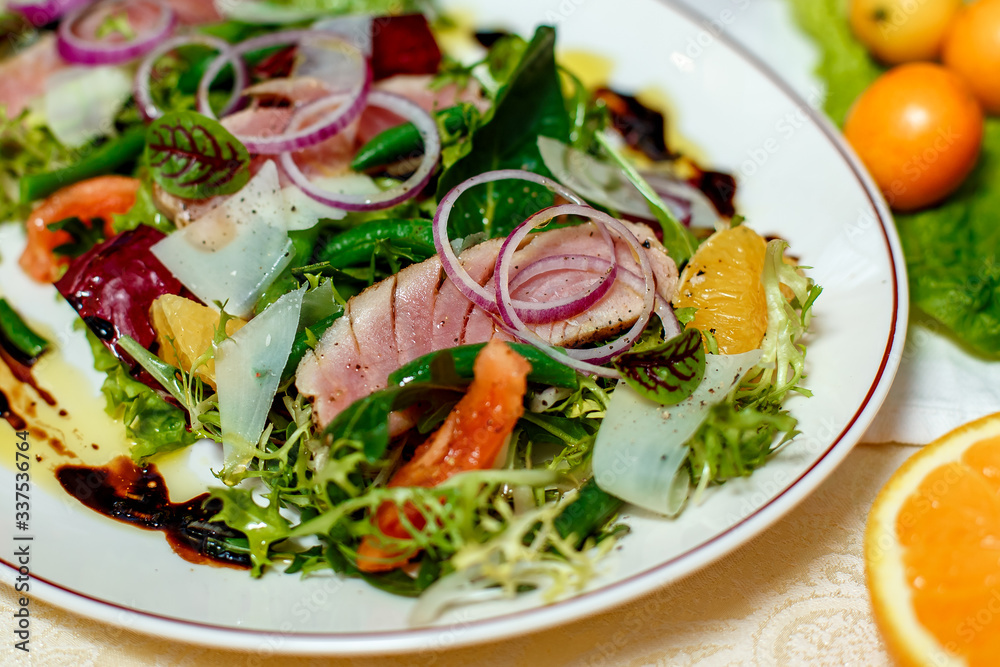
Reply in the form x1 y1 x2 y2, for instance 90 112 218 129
216 286 305 481
43 66 131 148
593 350 762 516
280 172 379 231
151 162 294 318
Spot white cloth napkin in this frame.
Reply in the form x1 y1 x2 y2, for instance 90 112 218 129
672 0 1000 445
862 323 1000 444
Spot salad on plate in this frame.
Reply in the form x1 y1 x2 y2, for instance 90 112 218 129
0 0 820 621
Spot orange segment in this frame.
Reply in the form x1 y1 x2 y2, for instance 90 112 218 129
866 414 1000 667
671 224 767 354
149 294 246 388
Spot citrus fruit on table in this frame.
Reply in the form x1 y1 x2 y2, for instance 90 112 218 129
843 62 983 212
849 0 962 64
943 0 1000 115
671 224 767 355
866 412 1000 666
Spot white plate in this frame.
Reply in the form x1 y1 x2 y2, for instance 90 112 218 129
0 0 907 655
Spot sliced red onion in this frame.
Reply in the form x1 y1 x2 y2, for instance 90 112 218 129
8 0 88 26
134 34 245 121
495 204 656 375
508 253 680 335
198 29 370 154
504 251 618 324
279 90 439 211
57 0 177 66
433 169 586 313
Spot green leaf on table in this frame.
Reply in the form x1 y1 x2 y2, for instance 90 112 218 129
145 110 250 199
436 26 570 240
612 328 706 406
896 121 1000 358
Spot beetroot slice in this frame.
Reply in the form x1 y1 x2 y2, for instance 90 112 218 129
370 14 442 81
55 225 187 364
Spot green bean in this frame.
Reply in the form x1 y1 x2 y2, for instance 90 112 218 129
554 478 624 546
281 311 344 381
351 105 470 172
19 126 146 203
0 298 48 359
388 343 579 390
314 219 436 268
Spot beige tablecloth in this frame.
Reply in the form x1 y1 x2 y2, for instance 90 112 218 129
2 443 912 666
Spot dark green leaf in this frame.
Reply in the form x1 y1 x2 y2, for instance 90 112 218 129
358 555 442 597
519 411 593 446
436 26 570 239
46 216 106 258
325 378 466 462
145 110 250 199
613 328 706 406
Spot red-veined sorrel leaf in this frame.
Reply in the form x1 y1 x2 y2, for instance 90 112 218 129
145 110 250 199
613 328 706 406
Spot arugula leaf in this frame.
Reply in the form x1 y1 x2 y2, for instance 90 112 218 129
613 328 706 406
145 110 250 199
46 216 107 258
436 26 570 239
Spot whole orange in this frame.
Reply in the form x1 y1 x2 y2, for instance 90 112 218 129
942 0 1000 115
844 63 983 211
849 0 962 64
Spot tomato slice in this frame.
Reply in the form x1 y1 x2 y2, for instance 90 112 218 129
19 176 140 283
356 340 531 573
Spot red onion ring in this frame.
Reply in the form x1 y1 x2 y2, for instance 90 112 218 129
433 169 586 314
8 0 88 26
506 253 619 324
134 34 245 121
494 204 656 376
198 29 370 154
512 255 681 338
56 0 177 66
501 240 619 324
279 90 440 211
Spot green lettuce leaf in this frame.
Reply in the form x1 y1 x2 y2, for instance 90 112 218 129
101 362 199 461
